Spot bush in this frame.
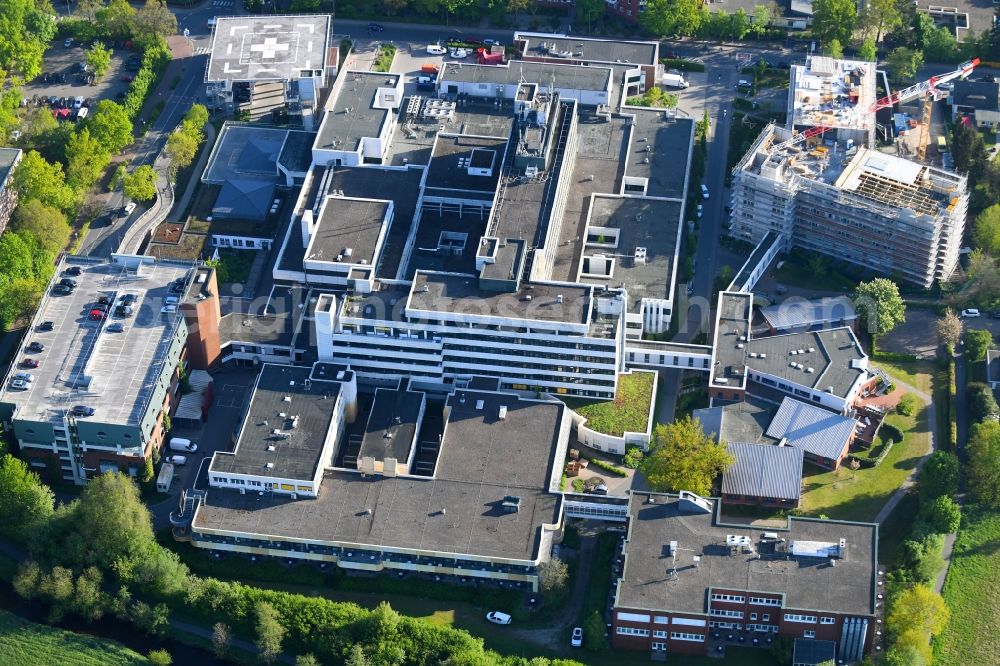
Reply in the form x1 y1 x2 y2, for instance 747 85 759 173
623 446 643 469
660 57 706 72
881 423 905 444
586 457 628 477
896 394 918 416
571 478 586 493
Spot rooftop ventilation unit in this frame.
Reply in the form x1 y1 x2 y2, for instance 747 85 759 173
760 353 766 358
267 445 276 452
501 495 521 513
265 462 274 469
498 405 508 420
283 395 292 403
556 294 564 304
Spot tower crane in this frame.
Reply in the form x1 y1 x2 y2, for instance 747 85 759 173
770 58 980 156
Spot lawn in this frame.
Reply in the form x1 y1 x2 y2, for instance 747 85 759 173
373 44 396 72
0 609 150 665
797 410 929 521
934 506 1000 665
876 490 920 565
563 371 654 437
213 249 254 284
772 256 858 293
875 360 936 394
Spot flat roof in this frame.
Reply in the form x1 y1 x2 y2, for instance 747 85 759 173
624 111 692 199
407 271 591 325
315 71 399 152
278 130 316 174
766 396 856 461
202 124 297 185
210 364 349 481
194 390 565 561
207 15 330 82
789 56 876 132
424 134 508 198
616 492 878 616
515 33 658 66
219 285 305 348
723 441 803 501
307 197 390 267
579 195 681 313
439 61 612 96
747 327 867 398
0 256 192 426
760 296 857 331
711 292 753 388
359 386 425 464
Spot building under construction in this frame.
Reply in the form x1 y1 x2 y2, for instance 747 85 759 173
788 55 877 148
729 125 967 288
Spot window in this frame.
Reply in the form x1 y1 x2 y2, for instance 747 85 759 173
762 614 770 622
749 597 781 607
820 617 835 625
653 630 667 638
616 627 649 636
711 594 745 603
710 609 743 618
670 632 705 642
750 613 758 621
784 614 816 624
651 642 666 651
804 630 816 639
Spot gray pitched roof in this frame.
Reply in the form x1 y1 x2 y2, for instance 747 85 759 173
723 441 803 501
952 80 1000 112
765 397 855 461
213 179 276 221
760 295 857 331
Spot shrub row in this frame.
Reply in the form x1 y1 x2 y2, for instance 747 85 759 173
586 457 628 477
121 39 171 121
859 440 895 469
881 423 905 444
660 57 706 73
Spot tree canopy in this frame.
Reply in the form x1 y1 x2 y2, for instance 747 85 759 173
0 455 55 542
964 328 992 363
917 495 961 534
87 100 134 154
123 165 158 202
810 0 857 45
919 451 960 500
886 584 949 663
86 42 113 80
973 204 1000 255
936 309 963 348
641 416 734 496
886 48 924 83
968 420 1000 506
854 278 906 337
11 151 78 214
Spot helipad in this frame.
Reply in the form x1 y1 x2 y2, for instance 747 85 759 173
206 15 330 82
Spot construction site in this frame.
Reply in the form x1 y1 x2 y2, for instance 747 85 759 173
729 56 978 288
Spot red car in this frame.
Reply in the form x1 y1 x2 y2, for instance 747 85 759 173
89 309 108 321
121 74 133 82
21 358 39 369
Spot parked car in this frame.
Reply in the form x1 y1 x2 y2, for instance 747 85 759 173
13 372 34 383
486 611 512 625
97 296 112 305
10 379 29 390
38 321 54 331
71 405 95 417
121 202 137 217
165 455 187 466
961 308 981 318
107 322 125 332
161 304 177 314
449 48 469 59
367 22 384 32
696 203 703 218
426 43 448 55
120 293 136 305
53 284 73 295
26 342 44 353
990 310 1000 320
115 305 134 317
64 37 74 47
169 438 198 453
701 184 710 199
570 627 583 647
89 309 107 320
64 266 82 276
21 358 39 369
482 39 502 47
60 278 77 288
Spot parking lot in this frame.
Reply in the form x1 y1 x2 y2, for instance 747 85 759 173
22 38 138 118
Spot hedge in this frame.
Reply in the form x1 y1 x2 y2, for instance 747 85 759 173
858 441 895 468
660 57 706 73
586 457 628 477
881 423 905 443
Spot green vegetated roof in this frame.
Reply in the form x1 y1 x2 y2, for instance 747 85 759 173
566 371 654 437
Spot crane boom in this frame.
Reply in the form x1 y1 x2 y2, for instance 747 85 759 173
770 58 980 154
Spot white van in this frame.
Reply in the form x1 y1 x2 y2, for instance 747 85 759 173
165 296 179 305
169 437 198 453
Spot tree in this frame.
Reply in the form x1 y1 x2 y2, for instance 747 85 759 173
538 557 569 592
576 0 605 32
0 277 45 331
729 9 752 40
212 622 232 658
642 416 734 496
123 165 158 202
936 308 963 347
752 4 774 35
255 601 285 664
344 645 371 666
854 278 906 337
896 393 918 416
858 37 877 62
86 42 112 80
582 610 605 650
886 47 923 83
165 130 198 173
11 151 77 213
968 382 1000 422
810 0 857 45
130 600 169 636
11 200 69 258
639 0 701 36
147 650 172 666
886 584 949 663
0 454 55 540
883 644 927 666
19 106 58 143
295 656 320 666
919 451 960 500
968 421 1000 506
0 0 56 80
97 0 137 39
140 456 155 484
859 0 902 42
86 100 134 154
973 204 1000 255
918 495 961 534
65 127 112 192
505 0 530 20
826 38 843 58
964 328 992 362
133 0 178 44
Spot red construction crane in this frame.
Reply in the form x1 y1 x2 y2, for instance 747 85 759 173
770 58 980 154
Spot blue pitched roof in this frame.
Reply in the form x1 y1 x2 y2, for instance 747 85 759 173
212 179 276 221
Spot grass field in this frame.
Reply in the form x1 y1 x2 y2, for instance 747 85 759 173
877 490 920 565
0 609 150 665
876 360 935 394
934 507 1000 665
798 410 929 521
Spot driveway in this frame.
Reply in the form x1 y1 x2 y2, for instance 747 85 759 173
879 308 940 359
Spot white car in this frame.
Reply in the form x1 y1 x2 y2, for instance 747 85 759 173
701 184 710 199
449 48 468 59
426 44 447 55
161 305 177 314
485 611 512 625
164 455 187 466
10 379 29 390
696 203 703 218
571 627 583 647
961 308 981 318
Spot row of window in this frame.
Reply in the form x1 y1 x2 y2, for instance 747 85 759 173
784 614 816 624
711 593 745 603
671 632 705 642
617 628 705 642
617 627 648 636
748 596 782 606
746 624 780 633
710 609 743 618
